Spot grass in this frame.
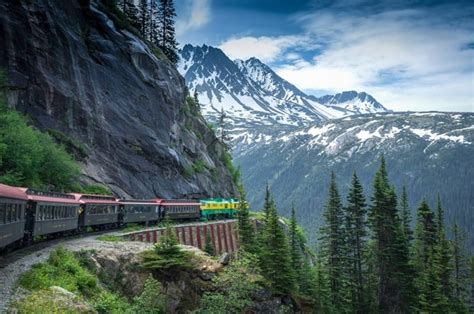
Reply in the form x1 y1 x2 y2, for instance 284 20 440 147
96 235 123 242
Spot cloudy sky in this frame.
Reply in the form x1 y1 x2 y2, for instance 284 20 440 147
175 0 474 112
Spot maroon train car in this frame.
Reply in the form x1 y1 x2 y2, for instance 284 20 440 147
0 184 28 250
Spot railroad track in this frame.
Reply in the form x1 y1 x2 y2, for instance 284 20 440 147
0 230 116 270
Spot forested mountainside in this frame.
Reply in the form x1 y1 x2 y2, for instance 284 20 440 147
178 44 388 128
234 112 474 248
0 0 236 198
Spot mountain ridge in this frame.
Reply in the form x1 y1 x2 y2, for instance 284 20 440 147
178 44 388 129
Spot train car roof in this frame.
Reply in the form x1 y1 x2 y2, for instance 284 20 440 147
119 199 158 205
21 188 80 204
200 198 239 203
161 199 200 206
70 193 119 204
0 184 28 201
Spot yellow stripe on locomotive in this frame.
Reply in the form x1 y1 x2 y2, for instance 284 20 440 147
200 198 240 219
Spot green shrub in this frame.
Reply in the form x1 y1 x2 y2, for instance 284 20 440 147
19 247 98 297
221 151 241 185
80 184 113 196
90 290 129 314
47 129 88 161
141 220 192 275
192 159 206 173
130 275 166 313
197 253 263 313
10 289 89 314
0 76 80 190
182 165 194 179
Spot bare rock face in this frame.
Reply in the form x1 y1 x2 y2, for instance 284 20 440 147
0 0 236 198
91 244 222 313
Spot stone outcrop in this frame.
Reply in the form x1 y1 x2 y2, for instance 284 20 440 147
90 244 222 313
0 0 236 198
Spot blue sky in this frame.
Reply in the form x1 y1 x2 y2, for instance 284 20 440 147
175 0 474 112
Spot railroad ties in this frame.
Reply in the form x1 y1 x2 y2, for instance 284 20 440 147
123 220 239 254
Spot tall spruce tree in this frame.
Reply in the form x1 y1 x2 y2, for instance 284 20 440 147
434 195 453 309
260 201 295 294
157 0 179 64
345 171 367 313
451 223 470 312
319 172 348 311
138 0 149 38
237 183 256 254
399 185 413 242
412 199 447 311
289 204 302 279
262 183 273 222
368 156 405 312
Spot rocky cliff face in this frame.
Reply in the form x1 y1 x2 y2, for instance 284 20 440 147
0 0 236 198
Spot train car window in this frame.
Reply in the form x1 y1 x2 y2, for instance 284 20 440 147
0 203 5 224
5 205 11 223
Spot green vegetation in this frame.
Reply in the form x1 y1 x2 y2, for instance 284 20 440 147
79 184 113 196
141 218 192 276
47 129 88 161
192 159 206 173
96 235 123 242
0 72 82 191
197 253 263 313
204 231 215 256
14 247 166 313
182 165 194 179
221 151 240 185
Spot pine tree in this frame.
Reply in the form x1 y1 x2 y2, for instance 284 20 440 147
157 0 179 64
289 204 302 281
368 155 405 312
138 0 149 38
344 171 367 313
399 185 413 242
237 183 256 254
434 195 453 310
412 199 445 311
451 223 470 312
217 107 231 149
319 172 348 311
262 183 273 222
204 230 215 256
149 0 159 43
314 255 332 313
259 201 295 294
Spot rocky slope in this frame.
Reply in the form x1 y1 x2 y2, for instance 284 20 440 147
235 112 474 247
0 0 236 198
178 44 388 129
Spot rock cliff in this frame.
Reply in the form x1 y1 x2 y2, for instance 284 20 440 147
0 0 236 198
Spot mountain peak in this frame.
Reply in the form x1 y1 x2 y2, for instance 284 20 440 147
178 44 388 127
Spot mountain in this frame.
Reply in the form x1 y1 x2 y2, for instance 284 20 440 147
234 112 474 248
0 0 236 198
178 44 388 128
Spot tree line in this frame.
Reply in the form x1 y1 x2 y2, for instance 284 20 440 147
116 0 179 64
236 156 473 312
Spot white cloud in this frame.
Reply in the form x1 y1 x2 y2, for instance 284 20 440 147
273 8 474 112
176 0 211 35
218 35 304 62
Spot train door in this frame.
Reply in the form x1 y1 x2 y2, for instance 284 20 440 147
24 201 36 243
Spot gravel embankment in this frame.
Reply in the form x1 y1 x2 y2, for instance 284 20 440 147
0 234 151 312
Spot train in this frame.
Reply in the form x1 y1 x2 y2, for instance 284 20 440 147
0 183 240 252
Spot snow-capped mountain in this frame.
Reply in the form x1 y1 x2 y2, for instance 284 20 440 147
178 44 388 128
234 112 474 246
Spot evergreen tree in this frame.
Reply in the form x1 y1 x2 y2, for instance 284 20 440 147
434 195 453 309
138 0 149 38
451 223 470 312
262 183 272 221
204 230 215 256
289 204 302 278
344 171 367 313
259 201 295 294
237 183 256 254
149 0 159 43
157 0 179 64
412 199 446 311
217 107 231 149
368 155 405 312
314 256 332 313
319 172 348 311
399 185 413 242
